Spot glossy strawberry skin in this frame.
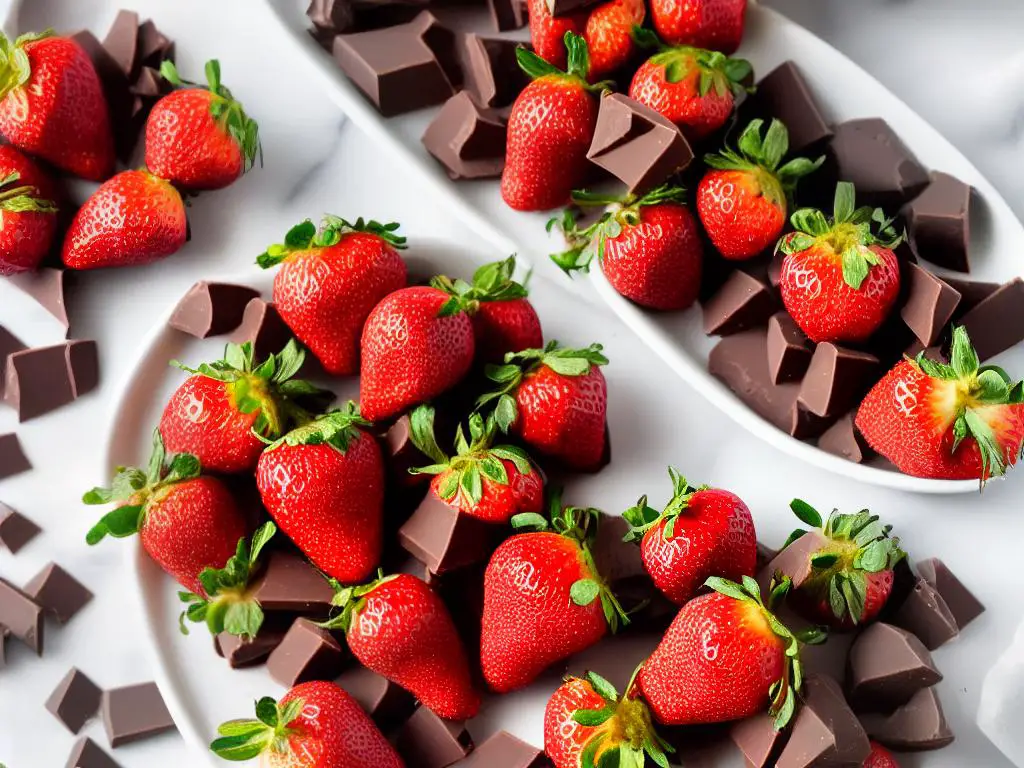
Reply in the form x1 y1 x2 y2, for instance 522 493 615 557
0 36 114 180
472 298 544 364
0 144 57 275
698 169 785 260
61 170 187 270
256 431 384 583
585 0 645 79
544 677 607 768
863 741 900 768
430 458 544 523
274 233 407 375
794 569 894 630
527 0 587 69
346 574 480 719
359 286 475 422
629 58 734 140
651 0 746 54
515 365 607 470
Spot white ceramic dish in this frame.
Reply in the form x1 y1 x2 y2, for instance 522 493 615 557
262 0 1024 495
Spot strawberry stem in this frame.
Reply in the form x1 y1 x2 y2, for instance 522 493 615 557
516 32 611 91
622 466 703 543
431 255 530 316
320 570 400 633
647 40 752 94
0 30 54 99
257 215 405 268
210 695 305 761
0 171 57 213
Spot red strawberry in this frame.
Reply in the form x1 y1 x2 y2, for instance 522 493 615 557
432 255 543 363
551 185 703 310
481 501 627 692
502 33 606 212
544 671 672 768
856 326 1024 482
84 430 248 597
863 741 900 768
0 32 114 180
622 467 756 605
210 681 403 767
61 170 187 270
778 182 903 343
527 0 587 70
145 60 260 191
359 286 475 422
160 340 324 474
651 0 747 54
325 573 480 719
585 0 645 79
628 39 750 140
698 118 823 260
0 145 58 275
480 341 609 471
257 404 385 583
637 576 819 727
259 216 408 375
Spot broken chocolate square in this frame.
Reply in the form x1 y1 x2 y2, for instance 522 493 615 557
67 340 99 399
900 263 961 346
828 118 930 210
817 413 872 464
957 277 1024 362
859 687 954 752
102 682 176 747
0 578 44 654
394 707 473 768
169 281 261 339
230 299 295 364
797 343 879 418
423 92 507 180
308 0 356 32
703 270 777 336
398 493 505 574
46 667 103 735
942 276 1000 315
336 666 417 731
72 29 135 164
252 550 336 616
767 311 812 384
23 563 93 624
741 61 832 155
65 737 122 768
775 675 870 768
102 10 140 77
487 0 525 32
137 20 175 69
453 730 552 766
847 622 942 709
216 626 288 669
267 618 347 687
5 344 75 421
892 578 959 651
459 34 530 109
916 558 984 630
0 433 31 480
730 713 787 768
0 324 25 399
904 172 972 273
0 502 41 553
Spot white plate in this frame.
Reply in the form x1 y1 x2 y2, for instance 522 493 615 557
262 0 1024 494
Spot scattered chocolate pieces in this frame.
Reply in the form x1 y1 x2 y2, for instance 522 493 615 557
102 682 176 747
230 299 295 364
860 686 954 752
957 277 1024 362
453 731 552 766
730 713 786 768
797 343 879 418
65 737 122 768
817 413 872 464
394 707 474 768
893 578 959 651
252 550 336 616
398 493 504 574
900 263 961 346
0 502 41 553
487 0 525 32
767 312 812 384
904 172 972 273
423 92 507 180
703 270 777 336
4 268 69 332
0 324 25 398
775 675 870 768
169 281 261 339
916 558 984 630
459 35 529 109
847 622 942 709
215 626 288 668
828 118 930 209
741 61 832 154
4 341 99 421
46 667 103 734
268 618 347 687
0 578 44 655
24 563 93 624
337 666 417 732
0 433 31 480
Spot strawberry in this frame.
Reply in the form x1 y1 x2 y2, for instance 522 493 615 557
777 182 903 343
698 118 823 260
622 467 757 605
257 404 385 583
146 60 260 191
481 500 627 692
324 572 481 719
359 286 475 422
210 681 403 767
585 0 645 79
160 340 325 474
0 32 114 180
258 216 407 375
628 37 751 140
544 671 673 768
780 499 904 630
480 341 609 471
0 145 58 275
856 326 1024 483
863 741 900 768
527 0 587 70
637 576 821 728
551 185 703 310
84 429 248 597
502 33 607 212
431 255 543 363
651 0 747 54
61 170 187 270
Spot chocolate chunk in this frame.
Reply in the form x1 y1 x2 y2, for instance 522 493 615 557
0 433 31 480
0 502 40 553
546 0 600 14
487 0 525 32
65 737 122 768
731 713 787 768
5 344 74 420
776 675 870 768
818 413 872 464
942 276 1000 314
755 541 778 571
900 263 961 346
453 731 552 766
24 563 93 624
423 92 507 180
308 0 355 31
67 340 99 399
797 343 878 418
757 530 830 595
741 62 832 155
767 312 812 384
230 299 294 364
386 413 432 484
252 550 335 616
169 281 261 339
0 579 44 654
459 35 530 109
137 20 175 69
398 493 505 574
0 324 25 399
72 29 135 164
268 618 347 687
587 92 693 195
394 707 473 768
916 558 984 630
130 66 164 98
46 668 102 734
847 622 942 709
768 251 784 287
215 625 288 668
860 687 954 752
336 666 417 731
892 578 959 651
829 119 929 209
102 10 140 77
904 172 972 273
703 271 777 336
957 277 1024 362
102 682 176 747
589 513 672 628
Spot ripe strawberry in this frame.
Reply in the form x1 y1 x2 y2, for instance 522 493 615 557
210 681 403 767
502 33 607 212
84 429 248 597
431 255 543 363
481 500 627 692
527 0 587 70
61 170 187 270
628 39 751 140
258 216 407 375
324 573 480 719
160 340 325 474
585 0 645 79
146 60 260 191
359 286 475 422
0 32 114 180
856 326 1024 483
544 671 673 768
698 118 823 260
551 185 703 310
480 341 609 471
0 145 58 275
622 467 756 605
863 741 900 768
651 0 747 54
778 182 903 343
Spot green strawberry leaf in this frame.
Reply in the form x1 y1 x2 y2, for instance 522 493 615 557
789 498 822 528
570 578 601 606
572 707 614 727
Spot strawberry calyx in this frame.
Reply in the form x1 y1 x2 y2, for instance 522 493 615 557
431 255 530 317
178 521 277 639
0 171 57 214
256 214 406 268
634 28 751 95
0 30 52 98
263 400 371 454
210 694 306 761
517 32 612 91
778 181 903 290
320 570 401 633
621 466 704 543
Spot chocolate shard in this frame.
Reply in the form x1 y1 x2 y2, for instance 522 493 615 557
904 172 972 273
817 413 872 464
892 578 959 651
587 93 693 195
267 618 348 687
5 344 75 421
860 687 954 752
942 276 1001 315
398 493 505 574
169 281 261 338
730 713 788 767
797 343 879 418
900 263 961 346
957 277 1024 362
66 340 100 399
703 270 777 336
776 675 870 768
847 622 942 709
0 324 26 398
828 119 930 209
46 667 103 734
453 730 552 766
394 706 474 768
215 625 288 668
0 502 41 553
767 312 813 384
102 10 140 77
487 0 525 32
230 299 295 364
916 558 984 630
336 666 417 732
458 34 530 109
102 682 176 747
71 29 135 166
0 578 44 654
137 20 175 69
252 550 336 616
130 66 164 97
741 61 832 155
0 433 31 480
308 0 355 32
757 530 830 596
24 563 93 624
64 737 122 768
423 92 507 180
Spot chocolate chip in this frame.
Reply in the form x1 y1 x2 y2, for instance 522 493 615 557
860 687 954 752
730 713 787 768
230 299 295 364
215 625 288 669
459 35 530 109
904 172 972 273
847 622 942 709
398 493 505 574
703 270 778 336
916 558 984 631
900 263 961 346
101 10 140 77
0 433 31 480
957 277 1024 362
0 578 44 655
767 312 812 384
828 119 929 210
102 682 176 747
423 92 507 180
892 578 959 651
817 413 872 464
336 666 417 732
0 502 41 553
775 675 870 768
252 550 336 617
453 731 552 766
740 61 832 155
0 325 25 399
46 667 103 734
393 707 474 768
169 281 262 339
267 618 348 687
64 737 122 768
487 0 525 31
24 563 93 624
797 343 879 418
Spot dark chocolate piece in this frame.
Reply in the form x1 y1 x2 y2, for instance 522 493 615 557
818 413 871 464
0 324 25 399
916 558 984 630
768 250 784 287
957 277 1024 362
755 541 778 571
215 626 287 668
0 502 41 553
394 707 473 768
847 622 941 709
703 270 777 336
65 737 122 768
336 666 417 731
5 344 75 421
130 66 164 97
487 0 525 32
453 730 552 766
386 413 432 483
71 29 136 165
169 281 261 338
46 667 103 734
741 61 832 154
24 563 93 624
459 35 529 109
398 493 505 574
797 343 878 418
267 618 346 687
137 20 175 69
860 687 954 752
423 92 507 180
253 550 335 616
767 312 812 384
942 276 1000 314
102 10 140 77
67 340 100 399
0 578 44 654
900 263 961 346
904 172 972 273
730 713 787 768
102 682 176 747
892 578 959 651
308 0 355 31
230 299 294 364
757 530 830 596
0 433 31 480
776 675 870 768
828 119 929 209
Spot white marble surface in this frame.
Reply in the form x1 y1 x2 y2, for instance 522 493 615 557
0 1 1022 767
